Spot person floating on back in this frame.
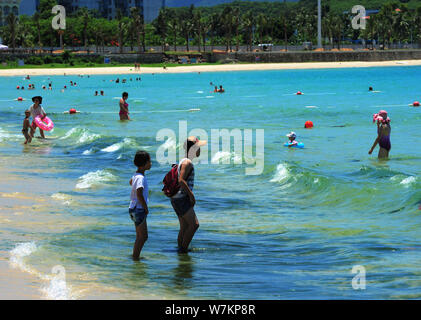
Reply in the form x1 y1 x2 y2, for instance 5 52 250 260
22 110 32 144
129 150 151 260
369 110 391 159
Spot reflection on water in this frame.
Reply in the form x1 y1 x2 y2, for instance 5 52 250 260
171 254 194 293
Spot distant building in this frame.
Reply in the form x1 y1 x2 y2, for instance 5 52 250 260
1 0 21 25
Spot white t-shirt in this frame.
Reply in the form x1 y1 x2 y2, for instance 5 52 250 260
129 173 148 209
29 104 46 118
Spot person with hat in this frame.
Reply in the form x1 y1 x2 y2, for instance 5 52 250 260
171 136 207 253
369 110 391 159
286 132 298 147
29 96 47 139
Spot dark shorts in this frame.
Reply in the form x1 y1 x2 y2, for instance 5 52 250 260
171 196 192 217
129 207 147 227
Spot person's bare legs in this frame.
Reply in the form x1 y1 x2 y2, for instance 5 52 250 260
179 208 199 253
39 128 45 139
178 215 188 249
378 147 389 159
133 220 148 260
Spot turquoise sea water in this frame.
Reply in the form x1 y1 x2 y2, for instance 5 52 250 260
0 67 421 299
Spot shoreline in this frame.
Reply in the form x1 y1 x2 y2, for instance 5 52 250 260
1 60 421 76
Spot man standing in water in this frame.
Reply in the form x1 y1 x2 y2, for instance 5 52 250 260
171 136 206 253
369 110 391 159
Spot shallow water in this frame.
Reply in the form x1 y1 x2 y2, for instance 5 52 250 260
1 67 421 299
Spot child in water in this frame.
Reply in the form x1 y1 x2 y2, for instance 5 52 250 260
22 110 32 144
286 132 298 147
128 150 151 260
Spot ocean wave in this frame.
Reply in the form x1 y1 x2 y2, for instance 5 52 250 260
75 170 117 189
270 163 290 184
9 242 38 274
211 151 242 164
101 138 136 153
0 127 21 142
9 243 78 300
60 127 101 144
400 176 416 186
51 193 72 205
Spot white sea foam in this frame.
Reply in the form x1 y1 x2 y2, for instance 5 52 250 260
270 163 290 183
101 138 134 153
60 128 100 144
400 176 416 186
9 242 38 274
51 193 72 205
82 148 94 155
75 170 116 189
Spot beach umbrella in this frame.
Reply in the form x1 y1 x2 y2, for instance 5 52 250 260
0 44 9 50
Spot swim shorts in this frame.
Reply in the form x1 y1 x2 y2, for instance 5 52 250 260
129 207 147 227
170 196 193 217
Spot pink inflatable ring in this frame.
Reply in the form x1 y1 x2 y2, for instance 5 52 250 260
34 115 54 131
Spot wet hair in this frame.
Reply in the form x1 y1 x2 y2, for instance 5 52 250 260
122 92 128 98
24 109 30 114
185 139 196 157
134 150 150 167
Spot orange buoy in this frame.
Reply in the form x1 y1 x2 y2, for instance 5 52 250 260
16 86 20 89
17 97 23 101
304 120 314 128
413 101 420 107
296 91 303 95
69 108 77 114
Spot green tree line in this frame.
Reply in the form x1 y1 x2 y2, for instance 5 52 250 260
1 0 421 52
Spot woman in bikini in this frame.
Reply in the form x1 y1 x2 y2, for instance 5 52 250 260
369 110 391 159
119 92 130 120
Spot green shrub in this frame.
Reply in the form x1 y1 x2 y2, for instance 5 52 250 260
25 56 44 65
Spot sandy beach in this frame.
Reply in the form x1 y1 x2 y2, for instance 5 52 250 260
1 60 421 77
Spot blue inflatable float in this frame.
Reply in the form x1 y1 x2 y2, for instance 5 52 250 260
284 142 305 149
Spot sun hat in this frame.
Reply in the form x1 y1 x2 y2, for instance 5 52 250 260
286 132 297 139
32 96 42 104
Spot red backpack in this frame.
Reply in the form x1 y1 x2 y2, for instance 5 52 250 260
162 164 180 197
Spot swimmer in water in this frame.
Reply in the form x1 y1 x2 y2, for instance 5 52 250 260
95 91 98 96
218 85 225 93
369 110 391 159
286 132 298 147
369 86 373 91
119 92 130 120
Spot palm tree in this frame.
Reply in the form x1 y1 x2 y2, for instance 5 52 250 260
130 7 143 53
179 12 193 52
116 9 125 54
32 11 42 48
256 13 266 46
242 10 255 52
221 6 233 52
232 7 241 52
193 10 202 52
156 8 168 52
201 16 211 52
80 8 90 51
209 13 220 52
6 13 18 53
167 9 178 51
